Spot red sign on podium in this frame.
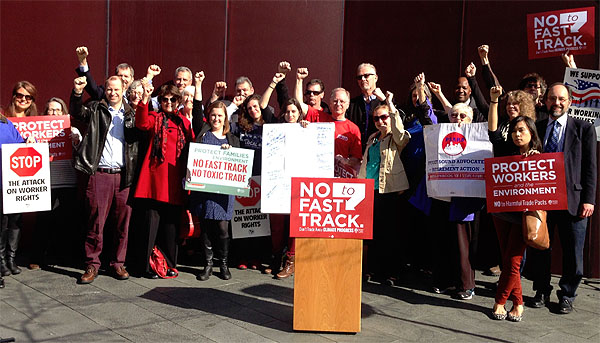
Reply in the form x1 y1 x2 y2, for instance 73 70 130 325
484 152 568 213
290 177 374 239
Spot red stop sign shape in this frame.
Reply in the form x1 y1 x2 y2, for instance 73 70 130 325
10 147 43 177
236 178 260 207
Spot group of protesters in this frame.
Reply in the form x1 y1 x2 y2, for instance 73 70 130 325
0 45 596 323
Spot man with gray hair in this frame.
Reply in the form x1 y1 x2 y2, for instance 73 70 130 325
347 63 386 152
150 66 193 110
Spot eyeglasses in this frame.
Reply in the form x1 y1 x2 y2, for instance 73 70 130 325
47 109 63 114
160 97 178 103
15 92 34 101
356 73 374 80
305 90 323 96
373 114 389 122
525 83 541 89
450 112 469 119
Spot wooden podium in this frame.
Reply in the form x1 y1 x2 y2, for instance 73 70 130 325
293 237 363 333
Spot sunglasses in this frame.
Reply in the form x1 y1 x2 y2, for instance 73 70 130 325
373 114 389 122
356 73 374 80
305 90 323 96
450 112 469 119
15 92 34 101
160 97 178 103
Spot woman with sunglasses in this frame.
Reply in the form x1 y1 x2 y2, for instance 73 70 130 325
358 91 410 283
133 81 194 278
191 100 240 281
0 106 28 286
5 81 38 118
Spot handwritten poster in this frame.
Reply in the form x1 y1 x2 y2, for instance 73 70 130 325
261 123 335 213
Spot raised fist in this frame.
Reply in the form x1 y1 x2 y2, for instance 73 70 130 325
373 87 385 101
141 78 154 98
414 73 425 88
76 46 88 65
74 76 87 94
490 85 503 102
385 91 394 104
273 72 285 84
195 71 205 85
278 61 291 74
213 81 227 97
147 64 161 77
232 95 245 107
478 45 489 60
427 82 441 95
296 68 309 80
465 63 476 77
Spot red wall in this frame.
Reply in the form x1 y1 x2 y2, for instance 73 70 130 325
1 0 598 276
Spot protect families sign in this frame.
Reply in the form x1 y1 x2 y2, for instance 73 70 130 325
10 115 72 161
185 143 254 196
484 153 568 213
527 7 595 59
424 123 493 198
1 143 51 213
290 178 374 239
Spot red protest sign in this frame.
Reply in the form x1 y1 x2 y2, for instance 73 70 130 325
484 153 568 213
10 147 43 177
290 177 374 239
527 7 595 60
10 115 72 161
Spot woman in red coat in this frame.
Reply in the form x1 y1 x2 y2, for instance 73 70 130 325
135 81 194 278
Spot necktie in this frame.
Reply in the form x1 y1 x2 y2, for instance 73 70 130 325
545 120 560 153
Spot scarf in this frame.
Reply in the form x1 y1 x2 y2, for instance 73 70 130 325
151 111 186 163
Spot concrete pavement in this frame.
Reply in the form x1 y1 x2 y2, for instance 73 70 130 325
1 263 598 342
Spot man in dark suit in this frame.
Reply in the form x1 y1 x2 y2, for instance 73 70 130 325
528 83 597 314
346 63 385 152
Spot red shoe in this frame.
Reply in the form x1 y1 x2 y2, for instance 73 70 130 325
249 259 260 270
237 260 248 270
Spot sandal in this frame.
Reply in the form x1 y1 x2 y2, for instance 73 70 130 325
491 303 507 320
507 305 523 322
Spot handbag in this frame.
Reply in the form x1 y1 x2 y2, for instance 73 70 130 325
522 210 550 250
149 245 178 279
179 210 201 239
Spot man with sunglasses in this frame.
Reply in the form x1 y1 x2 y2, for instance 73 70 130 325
70 75 141 285
274 61 331 114
347 63 386 152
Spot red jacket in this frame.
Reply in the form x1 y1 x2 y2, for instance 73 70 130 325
134 102 194 205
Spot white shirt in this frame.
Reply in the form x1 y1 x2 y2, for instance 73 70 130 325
98 104 125 168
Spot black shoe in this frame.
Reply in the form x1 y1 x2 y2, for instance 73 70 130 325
558 298 573 314
166 269 178 277
528 291 549 308
220 265 232 280
197 266 212 281
7 258 21 275
144 271 159 279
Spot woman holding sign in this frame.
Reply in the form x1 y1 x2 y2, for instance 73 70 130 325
489 85 542 322
190 101 240 281
358 91 410 283
0 111 28 286
134 81 194 279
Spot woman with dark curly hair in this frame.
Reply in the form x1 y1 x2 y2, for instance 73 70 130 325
231 85 276 270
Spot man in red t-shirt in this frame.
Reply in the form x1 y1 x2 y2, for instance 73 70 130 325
294 68 362 174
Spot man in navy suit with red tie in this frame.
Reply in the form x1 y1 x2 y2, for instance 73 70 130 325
528 83 597 314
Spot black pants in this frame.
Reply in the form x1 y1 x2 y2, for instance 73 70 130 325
136 199 181 273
